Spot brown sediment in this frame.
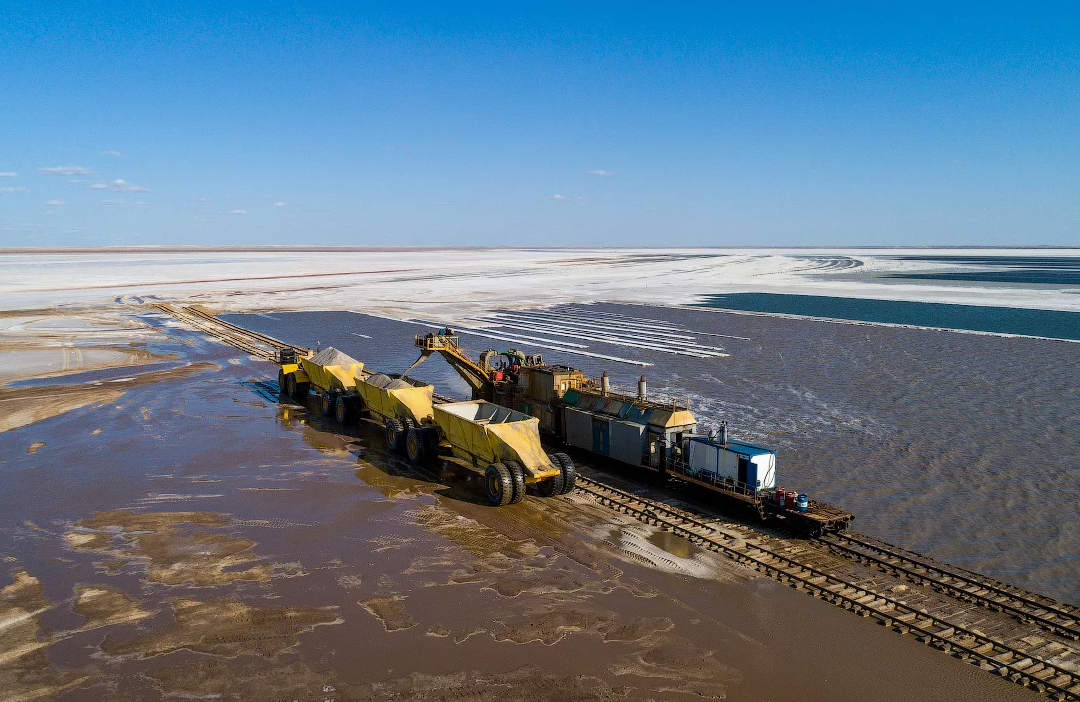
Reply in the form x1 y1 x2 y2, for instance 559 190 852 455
145 659 346 702
73 584 156 630
0 362 217 434
452 626 487 644
403 502 673 602
144 658 631 702
610 634 740 698
492 607 617 645
356 665 632 701
25 441 45 454
359 595 418 632
426 623 451 637
337 574 363 589
490 607 674 646
100 596 340 659
67 510 272 586
0 570 92 699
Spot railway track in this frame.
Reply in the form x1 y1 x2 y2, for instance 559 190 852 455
151 303 309 360
573 474 1080 701
820 531 1080 641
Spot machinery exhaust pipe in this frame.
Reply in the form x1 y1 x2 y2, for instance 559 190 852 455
601 372 610 396
637 375 647 401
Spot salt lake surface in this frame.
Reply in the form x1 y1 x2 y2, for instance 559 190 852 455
227 303 1080 605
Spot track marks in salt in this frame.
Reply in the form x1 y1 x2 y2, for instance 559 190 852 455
406 307 745 366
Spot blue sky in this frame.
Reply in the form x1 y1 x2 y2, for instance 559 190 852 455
1 3 1078 247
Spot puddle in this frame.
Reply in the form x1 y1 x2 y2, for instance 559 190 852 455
646 529 702 559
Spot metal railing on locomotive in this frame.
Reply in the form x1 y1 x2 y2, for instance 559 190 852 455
668 457 761 498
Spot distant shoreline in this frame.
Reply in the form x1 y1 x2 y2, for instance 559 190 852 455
2 245 1079 255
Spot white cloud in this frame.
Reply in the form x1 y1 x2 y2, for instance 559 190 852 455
101 150 122 156
551 194 586 201
0 187 28 193
45 199 64 206
0 172 16 178
39 166 95 176
94 199 145 206
586 169 617 177
273 201 286 207
229 209 247 215
90 179 150 193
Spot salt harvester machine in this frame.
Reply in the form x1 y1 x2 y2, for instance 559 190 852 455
409 330 853 534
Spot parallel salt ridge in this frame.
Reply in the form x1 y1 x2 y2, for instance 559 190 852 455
461 316 719 358
490 310 694 338
474 316 728 357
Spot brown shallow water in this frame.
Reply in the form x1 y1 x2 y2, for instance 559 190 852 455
0 310 1040 700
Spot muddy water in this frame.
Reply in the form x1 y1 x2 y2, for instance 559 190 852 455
226 305 1080 606
0 312 1038 700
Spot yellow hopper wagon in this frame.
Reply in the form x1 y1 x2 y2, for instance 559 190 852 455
421 400 576 506
355 373 438 454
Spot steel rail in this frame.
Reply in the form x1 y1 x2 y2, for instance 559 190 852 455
182 306 310 353
573 475 1080 700
820 532 1080 641
151 304 303 360
153 304 275 359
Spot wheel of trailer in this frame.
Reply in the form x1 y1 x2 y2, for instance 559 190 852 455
422 426 439 456
277 369 287 396
335 395 352 425
385 418 406 453
552 453 576 494
503 460 526 504
285 373 297 398
538 454 566 496
294 381 309 399
405 429 427 464
484 463 514 507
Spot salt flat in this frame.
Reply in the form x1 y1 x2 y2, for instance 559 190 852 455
2 247 1079 317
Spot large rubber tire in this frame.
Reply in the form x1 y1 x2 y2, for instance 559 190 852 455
335 395 353 424
552 453 576 494
503 460 526 504
405 428 427 464
285 373 297 398
484 463 513 507
422 426 439 456
385 419 406 453
538 453 566 497
294 381 309 399
278 369 287 396
403 417 417 431
320 392 334 417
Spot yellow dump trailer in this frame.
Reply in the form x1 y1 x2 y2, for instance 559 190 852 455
277 347 366 422
426 401 575 506
357 374 435 425
355 374 438 453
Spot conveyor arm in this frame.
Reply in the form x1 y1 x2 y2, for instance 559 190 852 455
410 333 493 400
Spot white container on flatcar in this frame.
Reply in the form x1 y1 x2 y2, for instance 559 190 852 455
684 436 776 492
